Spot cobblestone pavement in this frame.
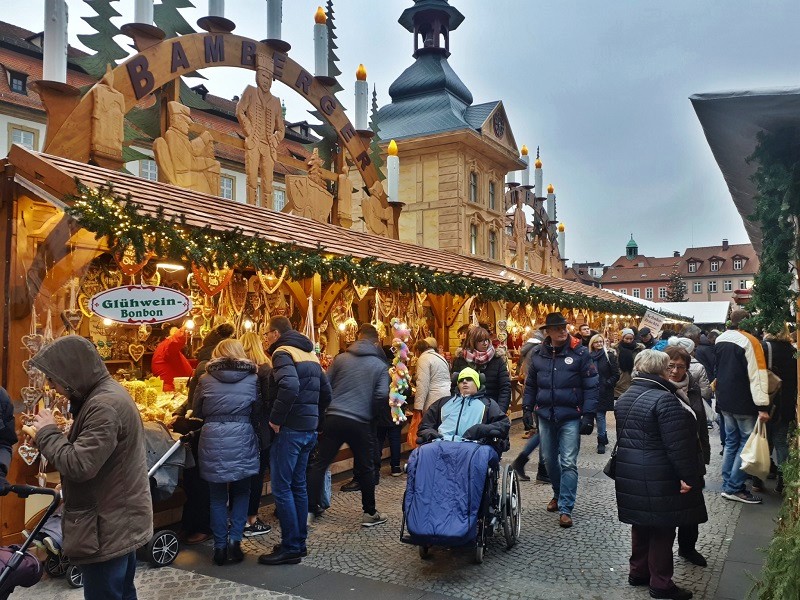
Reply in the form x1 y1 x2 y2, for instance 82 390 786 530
15 416 752 600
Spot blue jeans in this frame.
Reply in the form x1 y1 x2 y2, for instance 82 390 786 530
81 550 137 600
721 412 757 494
770 419 794 468
270 428 317 554
596 412 608 443
538 417 581 515
209 478 250 548
519 431 540 459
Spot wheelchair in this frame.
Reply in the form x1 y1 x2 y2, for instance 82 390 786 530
400 440 522 564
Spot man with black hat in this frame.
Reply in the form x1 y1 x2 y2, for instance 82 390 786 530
523 312 599 528
638 327 656 349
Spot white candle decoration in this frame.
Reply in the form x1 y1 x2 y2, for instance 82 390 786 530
267 0 283 40
134 0 154 25
520 149 530 187
43 0 68 84
387 140 400 203
355 64 368 130
314 7 328 77
535 164 543 199
209 0 224 17
557 224 566 258
546 186 556 223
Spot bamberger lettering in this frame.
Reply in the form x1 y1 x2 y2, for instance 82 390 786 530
356 151 371 169
204 35 225 63
340 123 356 142
241 40 256 66
320 95 337 116
295 70 312 95
170 41 190 73
126 55 155 100
272 52 287 78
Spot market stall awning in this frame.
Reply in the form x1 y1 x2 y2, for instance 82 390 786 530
690 87 800 252
7 147 630 310
656 301 730 325
606 290 694 322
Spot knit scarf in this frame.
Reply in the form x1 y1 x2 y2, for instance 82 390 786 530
464 344 495 366
617 341 638 373
671 375 690 405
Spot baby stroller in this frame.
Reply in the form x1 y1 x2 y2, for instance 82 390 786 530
43 423 193 588
400 440 521 564
0 484 59 598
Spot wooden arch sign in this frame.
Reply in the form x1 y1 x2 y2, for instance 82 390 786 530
40 30 393 227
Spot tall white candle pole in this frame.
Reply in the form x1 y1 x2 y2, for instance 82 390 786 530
520 145 530 186
355 64 368 130
534 151 543 199
209 0 224 17
134 0 154 25
387 140 400 203
267 0 282 40
43 0 68 83
558 223 566 259
546 184 556 232
314 7 328 77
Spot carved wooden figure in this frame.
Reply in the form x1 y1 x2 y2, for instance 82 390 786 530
153 101 221 195
89 66 125 169
236 51 285 205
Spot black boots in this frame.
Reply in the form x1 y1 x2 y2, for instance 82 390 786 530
777 472 785 494
213 546 227 566
229 541 244 563
511 455 530 481
536 460 550 484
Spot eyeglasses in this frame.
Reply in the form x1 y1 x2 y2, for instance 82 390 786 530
457 378 473 384
667 364 687 372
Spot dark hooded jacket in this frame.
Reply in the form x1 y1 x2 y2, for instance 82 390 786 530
695 334 716 381
325 339 391 424
192 357 260 483
614 375 708 528
592 348 620 412
523 334 600 422
451 354 511 413
30 336 152 564
417 390 511 454
267 330 332 431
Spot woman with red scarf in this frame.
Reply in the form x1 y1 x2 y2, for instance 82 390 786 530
451 326 511 413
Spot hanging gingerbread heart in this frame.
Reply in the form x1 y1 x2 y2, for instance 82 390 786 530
256 267 288 295
128 343 145 363
415 292 428 306
22 359 40 378
229 273 248 316
114 245 154 277
144 270 161 287
191 264 233 297
21 334 44 355
61 308 83 333
101 270 123 290
18 443 39 466
497 320 508 333
78 293 94 318
20 386 43 406
137 324 152 341
353 282 371 301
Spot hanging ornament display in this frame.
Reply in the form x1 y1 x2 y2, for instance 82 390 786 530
353 282 371 301
191 263 233 296
229 272 248 317
256 267 287 295
388 318 411 425
114 244 153 276
61 278 83 333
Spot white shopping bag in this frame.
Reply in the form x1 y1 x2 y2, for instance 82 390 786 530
740 420 770 481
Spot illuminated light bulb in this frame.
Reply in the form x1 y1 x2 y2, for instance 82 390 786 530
102 318 113 327
338 323 346 332
243 319 253 331
185 319 196 330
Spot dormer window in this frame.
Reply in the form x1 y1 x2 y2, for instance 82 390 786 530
710 260 720 272
733 258 743 270
688 262 697 273
8 70 27 95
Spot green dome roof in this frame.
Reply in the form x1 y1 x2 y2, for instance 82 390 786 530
626 236 638 248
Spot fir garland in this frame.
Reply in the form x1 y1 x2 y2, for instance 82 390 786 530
63 179 648 316
745 129 800 334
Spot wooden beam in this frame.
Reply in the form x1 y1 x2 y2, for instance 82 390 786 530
444 294 470 328
316 280 348 325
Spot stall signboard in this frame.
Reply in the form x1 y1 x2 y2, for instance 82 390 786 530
638 309 666 337
90 285 192 325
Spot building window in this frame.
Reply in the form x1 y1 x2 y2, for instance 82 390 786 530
658 287 667 299
710 260 719 272
733 258 743 270
688 262 697 273
469 172 478 203
9 72 26 94
10 127 35 151
619 288 627 295
708 281 717 293
723 280 733 292
470 224 478 255
632 288 640 298
645 288 653 300
488 181 496 210
140 159 158 181
693 282 702 294
273 189 286 211
488 230 497 259
739 279 748 290
219 175 234 200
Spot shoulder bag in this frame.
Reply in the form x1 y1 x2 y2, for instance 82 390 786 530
603 390 648 480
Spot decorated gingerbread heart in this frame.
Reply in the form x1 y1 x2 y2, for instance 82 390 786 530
20 386 43 406
18 443 39 466
191 264 233 297
128 343 145 363
21 334 44 355
62 308 83 332
136 324 152 342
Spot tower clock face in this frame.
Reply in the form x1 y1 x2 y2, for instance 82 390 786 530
493 112 505 138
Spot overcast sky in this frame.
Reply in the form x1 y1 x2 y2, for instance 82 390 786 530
8 1 800 265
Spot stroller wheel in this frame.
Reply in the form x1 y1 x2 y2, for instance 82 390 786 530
418 545 431 560
67 565 83 588
44 553 69 578
147 530 180 567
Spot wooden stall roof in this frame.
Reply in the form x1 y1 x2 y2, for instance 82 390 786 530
8 147 628 305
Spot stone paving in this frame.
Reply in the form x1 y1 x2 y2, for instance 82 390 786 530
14 416 755 599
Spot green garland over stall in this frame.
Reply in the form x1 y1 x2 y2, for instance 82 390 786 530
64 180 645 316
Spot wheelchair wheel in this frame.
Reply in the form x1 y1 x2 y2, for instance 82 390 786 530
147 530 180 567
67 565 83 588
474 468 493 564
501 465 521 549
44 553 69 578
418 545 431 560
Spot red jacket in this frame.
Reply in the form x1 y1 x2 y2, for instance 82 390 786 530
151 331 192 391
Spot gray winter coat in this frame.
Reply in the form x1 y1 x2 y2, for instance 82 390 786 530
30 336 152 564
193 357 260 483
326 340 391 424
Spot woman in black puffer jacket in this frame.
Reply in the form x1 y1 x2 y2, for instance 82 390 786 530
614 349 707 600
193 339 260 566
588 334 620 455
451 326 511 413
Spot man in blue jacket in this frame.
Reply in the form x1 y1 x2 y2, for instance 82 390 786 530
524 312 599 528
259 317 331 566
307 323 390 528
